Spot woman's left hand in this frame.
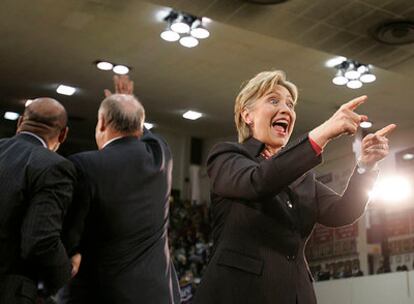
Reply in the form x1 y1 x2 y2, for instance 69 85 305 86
359 124 396 168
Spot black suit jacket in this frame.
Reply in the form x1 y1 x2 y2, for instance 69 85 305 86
194 135 377 304
61 131 180 304
0 133 75 303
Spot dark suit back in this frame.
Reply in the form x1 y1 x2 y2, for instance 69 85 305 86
62 133 180 304
0 134 75 303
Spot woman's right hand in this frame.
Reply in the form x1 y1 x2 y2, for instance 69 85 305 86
309 95 368 149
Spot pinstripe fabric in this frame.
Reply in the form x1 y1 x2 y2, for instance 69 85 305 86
0 134 75 303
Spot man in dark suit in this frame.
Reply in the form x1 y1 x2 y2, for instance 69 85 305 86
60 93 180 303
0 98 76 304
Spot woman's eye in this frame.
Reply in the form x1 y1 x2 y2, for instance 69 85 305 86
269 99 279 105
288 102 295 109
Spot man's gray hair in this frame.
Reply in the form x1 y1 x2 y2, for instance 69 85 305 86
99 94 145 133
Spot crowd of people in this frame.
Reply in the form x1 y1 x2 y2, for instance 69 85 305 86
0 71 396 304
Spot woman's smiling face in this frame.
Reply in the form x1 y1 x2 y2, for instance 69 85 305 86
243 84 296 151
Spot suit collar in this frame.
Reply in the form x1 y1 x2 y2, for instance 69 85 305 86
16 133 46 147
242 137 265 158
103 135 138 149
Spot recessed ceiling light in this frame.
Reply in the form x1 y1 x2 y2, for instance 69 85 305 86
144 122 154 129
56 84 76 96
4 111 19 120
325 56 347 68
160 30 180 42
402 153 414 160
360 121 373 128
96 61 113 71
113 65 129 75
191 27 210 39
183 110 202 120
360 73 376 83
25 99 34 107
171 22 190 33
179 36 199 48
346 80 362 89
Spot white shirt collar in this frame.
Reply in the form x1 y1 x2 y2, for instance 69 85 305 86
20 131 48 148
102 136 124 149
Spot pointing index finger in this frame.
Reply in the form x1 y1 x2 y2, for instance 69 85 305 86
375 124 397 137
342 95 367 111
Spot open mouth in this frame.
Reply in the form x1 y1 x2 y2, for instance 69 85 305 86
271 119 289 134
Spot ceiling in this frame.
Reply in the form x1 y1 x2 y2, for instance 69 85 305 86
1 0 413 153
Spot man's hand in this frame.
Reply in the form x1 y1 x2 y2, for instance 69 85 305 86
104 75 134 97
71 253 82 278
359 124 397 169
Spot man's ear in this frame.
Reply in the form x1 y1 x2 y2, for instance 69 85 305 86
98 114 107 132
241 109 253 125
16 116 23 133
58 126 69 144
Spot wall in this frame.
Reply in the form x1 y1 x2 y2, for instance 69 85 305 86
314 271 414 304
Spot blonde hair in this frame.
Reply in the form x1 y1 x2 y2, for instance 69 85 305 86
234 70 298 143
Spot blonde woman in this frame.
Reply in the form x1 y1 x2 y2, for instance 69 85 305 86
194 70 395 304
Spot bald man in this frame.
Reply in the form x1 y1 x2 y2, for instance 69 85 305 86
60 94 180 304
0 98 76 304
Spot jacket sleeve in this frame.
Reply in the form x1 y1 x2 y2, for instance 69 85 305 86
316 168 378 227
207 135 322 201
20 159 75 293
62 154 92 257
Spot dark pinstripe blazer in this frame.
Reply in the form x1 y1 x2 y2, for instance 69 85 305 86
60 131 180 304
0 133 75 303
194 135 377 304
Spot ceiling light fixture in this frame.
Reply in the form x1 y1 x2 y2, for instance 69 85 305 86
160 30 180 42
402 153 414 160
144 122 154 130
179 36 199 48
25 99 34 107
113 65 129 75
329 58 376 89
183 110 202 120
332 70 348 85
4 111 19 120
360 121 373 128
346 80 363 89
56 84 76 96
96 61 113 71
161 10 210 48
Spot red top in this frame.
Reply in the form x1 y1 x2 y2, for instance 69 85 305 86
308 137 322 156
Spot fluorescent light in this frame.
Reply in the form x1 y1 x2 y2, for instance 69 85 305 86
179 36 199 48
25 99 34 107
4 111 19 120
360 73 376 83
183 110 202 120
346 80 362 89
144 122 154 129
171 22 190 33
191 27 210 39
325 56 347 68
56 84 76 96
96 61 113 71
113 65 129 75
370 175 412 202
360 121 372 128
160 30 180 42
402 153 414 160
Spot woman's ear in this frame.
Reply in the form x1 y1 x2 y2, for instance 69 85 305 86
241 109 253 126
